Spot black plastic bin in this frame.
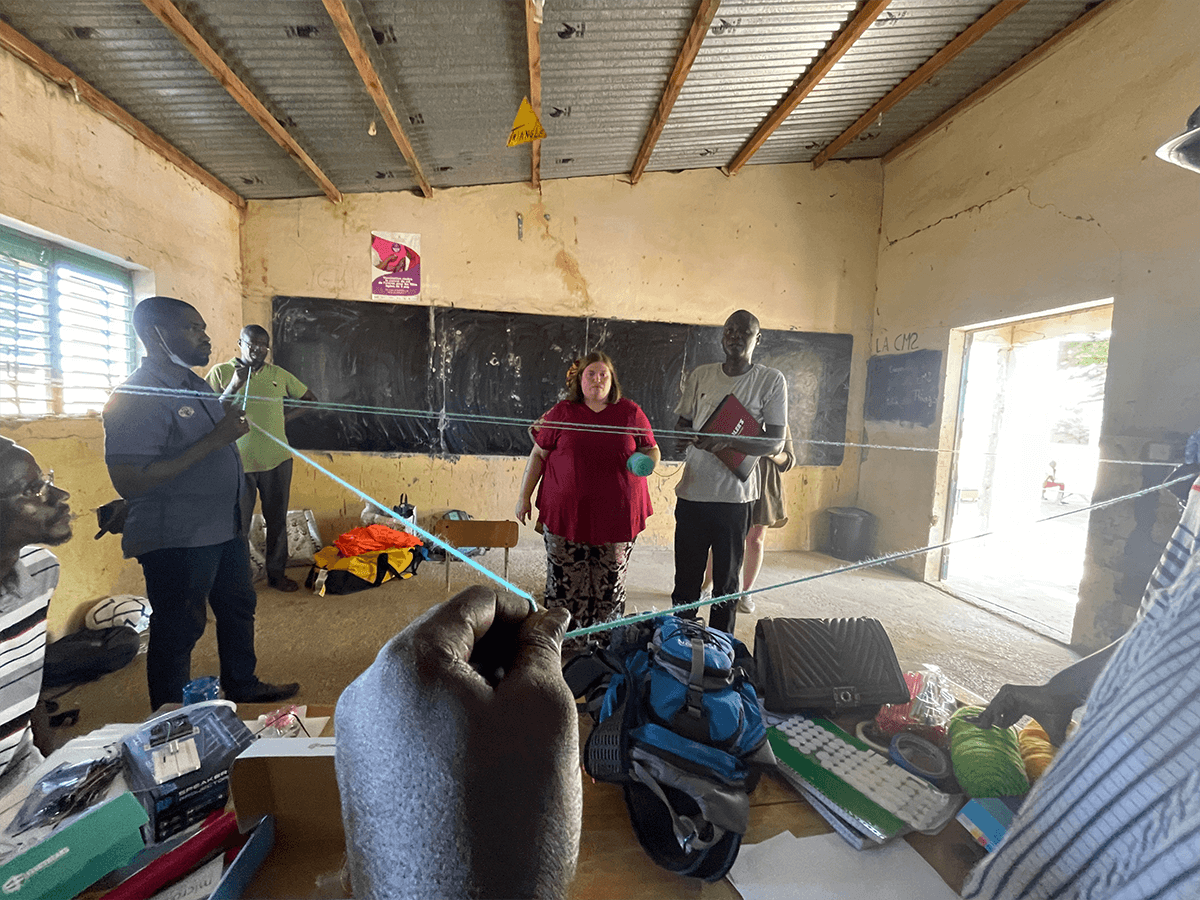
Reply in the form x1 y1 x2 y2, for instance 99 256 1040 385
826 507 875 561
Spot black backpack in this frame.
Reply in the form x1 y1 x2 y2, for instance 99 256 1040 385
43 626 140 689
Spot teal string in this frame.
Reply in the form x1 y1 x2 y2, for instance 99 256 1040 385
250 423 537 611
106 384 1192 637
564 470 1198 640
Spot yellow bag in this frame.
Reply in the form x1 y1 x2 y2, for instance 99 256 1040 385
306 545 422 597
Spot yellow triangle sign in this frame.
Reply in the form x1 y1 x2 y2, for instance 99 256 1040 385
507 96 546 147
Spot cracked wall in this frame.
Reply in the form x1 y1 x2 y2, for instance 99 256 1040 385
0 50 243 637
241 165 881 553
867 0 1200 649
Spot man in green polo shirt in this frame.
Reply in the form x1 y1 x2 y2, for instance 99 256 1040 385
207 325 316 592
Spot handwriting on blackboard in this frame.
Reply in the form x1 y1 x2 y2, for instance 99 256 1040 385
864 349 942 427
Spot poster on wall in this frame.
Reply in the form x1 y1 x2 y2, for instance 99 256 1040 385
370 231 421 302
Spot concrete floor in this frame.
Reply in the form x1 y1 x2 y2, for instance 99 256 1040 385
943 495 1093 642
48 540 1080 741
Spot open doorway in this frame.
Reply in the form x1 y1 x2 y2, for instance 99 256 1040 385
939 302 1112 642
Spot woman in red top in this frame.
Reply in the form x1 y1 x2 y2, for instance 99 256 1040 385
515 352 659 645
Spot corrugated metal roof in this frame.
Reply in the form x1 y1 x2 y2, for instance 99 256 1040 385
748 0 1000 166
832 0 1099 161
0 0 1111 199
361 0 532 190
538 1 696 179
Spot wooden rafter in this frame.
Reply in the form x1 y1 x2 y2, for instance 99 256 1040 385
140 0 343 203
631 0 721 184
883 0 1122 165
525 0 543 190
322 0 432 198
813 0 1028 169
0 20 245 210
726 0 891 177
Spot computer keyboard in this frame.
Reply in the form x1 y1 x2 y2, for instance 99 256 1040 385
769 714 960 846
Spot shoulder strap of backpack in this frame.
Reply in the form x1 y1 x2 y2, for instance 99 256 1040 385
630 758 725 853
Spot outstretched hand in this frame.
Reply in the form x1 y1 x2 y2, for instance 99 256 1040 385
411 587 581 899
970 683 1077 746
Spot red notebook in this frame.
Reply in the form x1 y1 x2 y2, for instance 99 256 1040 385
698 393 762 481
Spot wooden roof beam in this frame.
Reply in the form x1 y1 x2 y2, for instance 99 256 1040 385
526 0 543 191
813 0 1028 169
727 0 891 177
322 0 432 198
884 0 1121 165
0 20 245 210
631 0 722 184
141 0 342 203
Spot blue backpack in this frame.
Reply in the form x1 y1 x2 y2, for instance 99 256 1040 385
565 615 776 881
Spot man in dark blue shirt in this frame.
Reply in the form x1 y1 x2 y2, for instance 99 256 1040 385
104 296 299 710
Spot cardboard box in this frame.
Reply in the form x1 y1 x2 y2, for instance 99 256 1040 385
0 791 147 898
229 737 346 898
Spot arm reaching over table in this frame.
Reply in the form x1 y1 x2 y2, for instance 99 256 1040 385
336 586 581 899
971 639 1123 746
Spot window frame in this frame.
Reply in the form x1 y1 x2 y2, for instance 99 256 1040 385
0 223 137 417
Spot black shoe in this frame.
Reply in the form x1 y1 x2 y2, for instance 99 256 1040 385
268 576 300 592
225 680 300 704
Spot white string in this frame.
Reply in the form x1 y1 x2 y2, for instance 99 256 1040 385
107 383 1186 468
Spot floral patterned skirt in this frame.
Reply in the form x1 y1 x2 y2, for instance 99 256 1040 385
543 530 635 647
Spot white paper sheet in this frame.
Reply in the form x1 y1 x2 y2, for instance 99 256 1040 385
727 831 960 900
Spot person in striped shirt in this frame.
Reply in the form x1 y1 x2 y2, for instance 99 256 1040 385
969 466 1200 898
0 436 72 796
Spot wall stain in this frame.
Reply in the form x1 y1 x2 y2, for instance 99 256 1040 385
526 199 592 308
555 249 592 306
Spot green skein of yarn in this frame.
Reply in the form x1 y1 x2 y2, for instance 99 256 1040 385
948 706 1030 799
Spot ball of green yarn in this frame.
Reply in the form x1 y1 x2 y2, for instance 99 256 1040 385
948 706 1030 798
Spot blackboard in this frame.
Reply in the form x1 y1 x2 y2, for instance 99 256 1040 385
273 296 852 465
864 349 942 427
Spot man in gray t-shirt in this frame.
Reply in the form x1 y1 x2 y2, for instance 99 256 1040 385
672 310 787 633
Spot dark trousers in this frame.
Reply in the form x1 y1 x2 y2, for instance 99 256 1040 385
672 498 751 634
240 458 293 581
139 538 259 710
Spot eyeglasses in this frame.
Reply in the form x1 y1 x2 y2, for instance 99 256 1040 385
2 471 55 502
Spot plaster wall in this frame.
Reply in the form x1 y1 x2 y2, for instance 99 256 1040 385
868 0 1200 648
0 50 243 636
241 164 881 549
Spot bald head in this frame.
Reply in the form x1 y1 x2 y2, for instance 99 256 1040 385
133 297 211 368
725 309 760 332
239 325 271 369
132 296 196 344
721 310 762 371
241 324 269 342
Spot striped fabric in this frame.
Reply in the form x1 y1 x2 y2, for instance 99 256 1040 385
963 549 1200 899
0 547 56 780
1138 484 1200 618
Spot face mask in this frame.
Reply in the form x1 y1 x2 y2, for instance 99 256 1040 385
154 326 193 369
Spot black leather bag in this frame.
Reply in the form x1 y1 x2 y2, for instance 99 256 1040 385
753 617 910 716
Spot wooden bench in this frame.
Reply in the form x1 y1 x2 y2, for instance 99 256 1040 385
431 519 520 592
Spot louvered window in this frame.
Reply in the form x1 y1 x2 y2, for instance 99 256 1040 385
0 224 136 416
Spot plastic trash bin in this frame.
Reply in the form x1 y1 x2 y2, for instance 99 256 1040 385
826 507 875 561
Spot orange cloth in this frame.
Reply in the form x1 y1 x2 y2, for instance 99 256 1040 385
335 523 421 557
